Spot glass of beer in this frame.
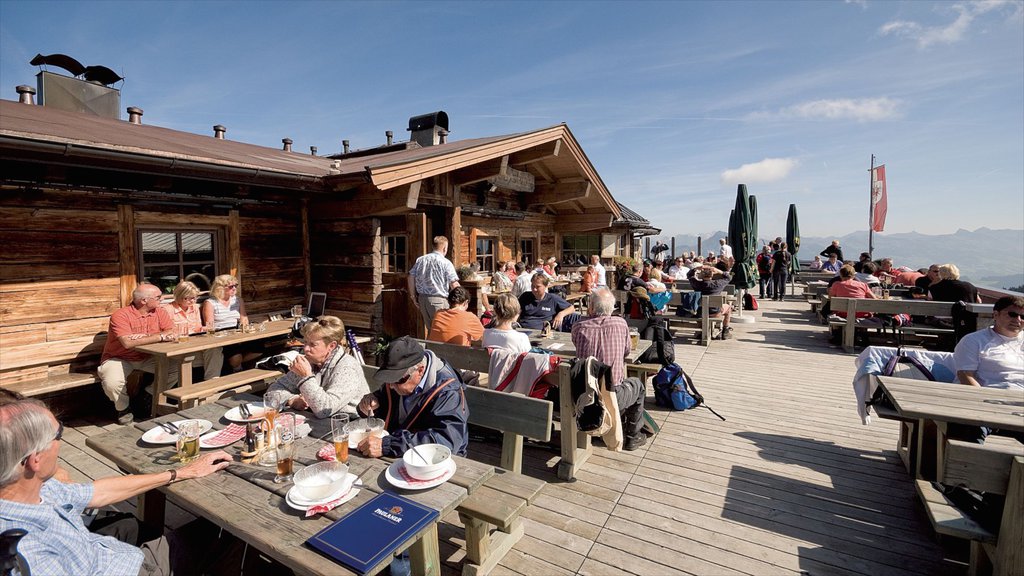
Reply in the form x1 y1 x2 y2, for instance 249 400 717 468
332 414 350 464
175 320 189 343
274 413 296 483
291 305 303 318
629 327 640 350
176 420 201 464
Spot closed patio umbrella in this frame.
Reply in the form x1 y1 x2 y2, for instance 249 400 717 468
786 203 801 276
729 185 756 290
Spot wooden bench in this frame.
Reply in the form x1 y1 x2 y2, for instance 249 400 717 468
917 445 1024 576
161 368 281 409
830 298 954 353
0 372 99 399
663 293 727 346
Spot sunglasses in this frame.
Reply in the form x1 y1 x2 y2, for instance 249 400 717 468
1004 311 1024 320
390 373 414 386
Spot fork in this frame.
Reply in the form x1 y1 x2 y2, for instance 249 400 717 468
238 403 251 419
160 421 179 434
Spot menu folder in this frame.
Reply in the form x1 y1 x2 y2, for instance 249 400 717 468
306 492 439 574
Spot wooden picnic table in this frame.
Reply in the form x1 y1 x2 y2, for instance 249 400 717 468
86 393 493 576
136 319 293 416
527 329 653 363
829 298 955 353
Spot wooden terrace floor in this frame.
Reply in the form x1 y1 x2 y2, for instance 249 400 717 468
57 297 967 575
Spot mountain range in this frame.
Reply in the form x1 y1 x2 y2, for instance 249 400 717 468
649 228 1024 290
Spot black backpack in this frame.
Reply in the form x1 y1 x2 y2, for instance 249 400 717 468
636 317 675 366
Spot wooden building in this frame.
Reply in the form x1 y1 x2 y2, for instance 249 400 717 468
0 91 654 392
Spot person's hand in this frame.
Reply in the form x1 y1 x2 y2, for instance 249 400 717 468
410 294 420 308
180 451 233 479
290 355 313 378
358 393 379 416
287 396 308 411
552 316 564 330
358 435 383 458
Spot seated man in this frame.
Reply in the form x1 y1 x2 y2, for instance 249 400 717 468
570 289 648 451
0 398 233 576
687 265 734 339
821 253 842 274
97 283 178 425
356 336 469 457
950 295 1024 443
511 262 533 298
667 257 689 281
427 287 484 346
518 275 576 331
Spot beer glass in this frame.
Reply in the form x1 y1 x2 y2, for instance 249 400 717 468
258 399 283 467
331 414 350 464
291 305 303 318
176 420 201 464
629 328 640 351
175 320 189 343
274 413 296 483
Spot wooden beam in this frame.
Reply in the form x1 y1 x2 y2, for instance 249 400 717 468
227 210 241 280
528 181 591 206
451 156 508 188
301 198 311 301
508 140 561 166
117 205 136 306
488 166 535 193
557 213 614 232
314 182 422 218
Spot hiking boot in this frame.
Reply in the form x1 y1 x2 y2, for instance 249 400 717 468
721 331 733 339
116 408 134 426
623 434 647 451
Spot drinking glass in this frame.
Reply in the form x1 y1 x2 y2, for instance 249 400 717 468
258 399 282 467
175 320 189 343
274 413 296 483
628 328 640 351
331 414 350 464
176 420 201 464
291 305 303 318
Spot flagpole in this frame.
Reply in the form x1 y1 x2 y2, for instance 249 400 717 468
868 154 875 260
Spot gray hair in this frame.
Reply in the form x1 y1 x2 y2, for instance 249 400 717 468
589 288 616 317
0 399 58 487
131 282 160 302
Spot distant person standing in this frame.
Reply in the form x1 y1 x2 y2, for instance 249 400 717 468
590 254 608 288
408 236 460 332
719 238 733 265
819 240 844 263
755 246 774 299
770 242 792 301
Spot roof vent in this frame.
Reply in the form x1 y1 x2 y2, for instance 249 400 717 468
438 129 448 144
407 111 449 147
310 146 318 156
127 106 143 124
213 125 226 139
16 85 36 105
342 140 350 154
282 138 292 152
386 131 393 146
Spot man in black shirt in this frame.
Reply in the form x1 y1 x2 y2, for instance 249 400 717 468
819 240 844 263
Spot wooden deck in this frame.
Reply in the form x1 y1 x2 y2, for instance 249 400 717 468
56 297 969 575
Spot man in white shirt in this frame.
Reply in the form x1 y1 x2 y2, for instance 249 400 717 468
590 254 607 288
667 257 689 281
512 262 534 298
407 236 460 331
719 238 734 263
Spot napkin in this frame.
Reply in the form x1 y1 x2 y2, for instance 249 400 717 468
202 423 246 447
304 485 358 517
316 444 338 461
396 462 449 484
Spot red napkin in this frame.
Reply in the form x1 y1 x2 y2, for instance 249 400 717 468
202 423 246 447
316 443 338 461
396 462 449 484
304 485 356 517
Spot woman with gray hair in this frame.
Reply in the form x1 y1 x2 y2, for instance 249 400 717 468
929 263 981 303
264 316 370 418
162 281 223 380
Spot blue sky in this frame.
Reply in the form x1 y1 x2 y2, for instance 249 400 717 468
1 0 1021 240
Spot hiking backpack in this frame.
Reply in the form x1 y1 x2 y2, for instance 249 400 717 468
636 317 675 366
652 363 725 420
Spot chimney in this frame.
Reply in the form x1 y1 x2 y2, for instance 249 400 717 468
282 138 292 152
16 85 36 104
386 131 394 146
438 129 448 144
127 106 143 124
310 146 317 156
213 125 226 139
342 140 350 154
408 111 449 147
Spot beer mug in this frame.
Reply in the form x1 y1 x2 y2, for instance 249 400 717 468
629 327 640 351
176 421 201 464
274 413 296 484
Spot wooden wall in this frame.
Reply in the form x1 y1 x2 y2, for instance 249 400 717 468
0 185 307 386
307 215 383 333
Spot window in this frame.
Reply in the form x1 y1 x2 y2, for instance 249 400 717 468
139 231 217 294
519 239 534 266
383 235 408 273
476 236 496 273
561 235 600 266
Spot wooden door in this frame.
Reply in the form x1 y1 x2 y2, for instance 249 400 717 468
381 213 426 339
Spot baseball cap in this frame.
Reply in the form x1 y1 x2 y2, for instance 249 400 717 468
373 336 425 384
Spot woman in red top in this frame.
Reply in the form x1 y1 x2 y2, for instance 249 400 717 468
580 265 598 293
828 265 877 318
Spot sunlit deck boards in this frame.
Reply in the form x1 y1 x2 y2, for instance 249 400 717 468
58 298 964 575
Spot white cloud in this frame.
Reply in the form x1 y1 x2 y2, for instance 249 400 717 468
878 1 1022 48
720 158 799 186
749 97 902 122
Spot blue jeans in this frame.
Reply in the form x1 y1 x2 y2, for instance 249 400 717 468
758 274 773 298
772 272 788 299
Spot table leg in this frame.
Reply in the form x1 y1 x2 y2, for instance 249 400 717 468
138 489 166 537
151 357 170 417
915 418 938 481
557 363 591 481
408 523 440 576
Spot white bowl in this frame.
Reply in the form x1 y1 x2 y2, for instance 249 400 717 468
402 444 452 480
293 461 350 501
345 418 385 448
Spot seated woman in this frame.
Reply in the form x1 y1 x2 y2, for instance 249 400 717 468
482 294 531 353
202 274 262 372
828 265 877 318
491 260 513 293
580 265 598 293
264 316 370 418
427 287 484 346
162 281 223 381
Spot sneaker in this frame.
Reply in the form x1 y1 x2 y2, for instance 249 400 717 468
116 408 134 426
721 331 733 339
623 434 648 451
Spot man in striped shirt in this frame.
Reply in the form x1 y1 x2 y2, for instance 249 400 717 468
407 236 460 332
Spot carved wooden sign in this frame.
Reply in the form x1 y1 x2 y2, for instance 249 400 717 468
488 167 535 193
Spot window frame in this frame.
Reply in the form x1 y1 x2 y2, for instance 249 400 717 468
475 235 497 273
561 234 600 266
383 234 409 273
519 238 535 267
137 228 219 294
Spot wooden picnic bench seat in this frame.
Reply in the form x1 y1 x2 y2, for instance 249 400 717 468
0 372 99 399
161 368 281 409
917 445 1023 576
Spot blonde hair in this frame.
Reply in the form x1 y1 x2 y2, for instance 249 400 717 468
301 315 348 347
210 274 239 300
172 281 201 303
937 264 961 281
491 293 521 323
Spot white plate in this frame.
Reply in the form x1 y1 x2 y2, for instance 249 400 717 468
384 458 456 490
140 419 213 445
198 424 246 449
285 473 360 510
223 402 269 423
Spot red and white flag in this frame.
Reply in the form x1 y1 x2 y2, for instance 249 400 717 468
871 165 887 232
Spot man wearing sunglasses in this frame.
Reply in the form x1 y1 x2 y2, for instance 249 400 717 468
954 296 1024 391
0 399 233 575
356 336 468 458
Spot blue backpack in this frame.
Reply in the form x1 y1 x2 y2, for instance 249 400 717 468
652 364 725 420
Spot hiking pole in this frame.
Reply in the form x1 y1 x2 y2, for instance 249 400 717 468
702 403 726 421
